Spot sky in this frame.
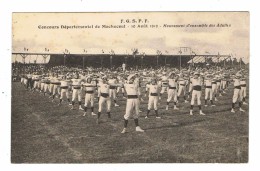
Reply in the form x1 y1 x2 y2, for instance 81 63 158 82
12 12 249 63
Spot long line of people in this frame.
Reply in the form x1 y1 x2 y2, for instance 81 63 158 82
16 65 248 133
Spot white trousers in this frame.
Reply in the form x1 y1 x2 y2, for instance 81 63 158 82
124 98 140 120
148 95 159 110
216 82 221 91
191 90 201 105
109 89 117 99
49 84 54 94
167 88 177 102
98 96 111 112
24 78 28 85
221 80 227 89
40 83 45 91
84 93 94 107
205 88 213 100
72 88 82 102
212 84 217 94
177 85 186 96
44 84 49 92
33 81 39 89
53 85 60 95
240 86 247 98
232 88 242 103
60 88 69 99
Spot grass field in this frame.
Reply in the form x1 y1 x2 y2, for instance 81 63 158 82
11 82 248 163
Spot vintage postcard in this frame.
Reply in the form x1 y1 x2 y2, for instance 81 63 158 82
11 12 249 163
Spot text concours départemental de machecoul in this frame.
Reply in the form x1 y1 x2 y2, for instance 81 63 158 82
38 24 127 29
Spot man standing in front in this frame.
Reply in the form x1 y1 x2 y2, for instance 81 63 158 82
190 72 205 115
121 74 145 134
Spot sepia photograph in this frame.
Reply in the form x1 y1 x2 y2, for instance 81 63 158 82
11 12 249 163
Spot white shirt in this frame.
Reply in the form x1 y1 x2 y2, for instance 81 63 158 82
108 78 117 84
233 79 240 87
178 77 186 85
147 84 160 94
97 78 103 86
240 79 246 85
118 77 125 84
71 79 83 86
124 83 138 95
161 76 168 82
42 77 50 83
27 74 32 79
84 83 96 91
204 79 212 86
79 74 86 79
191 78 202 86
168 79 177 87
100 84 110 94
50 77 60 84
32 75 41 81
60 80 70 87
